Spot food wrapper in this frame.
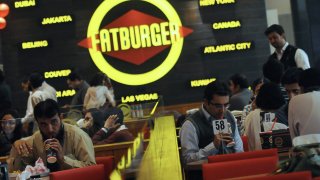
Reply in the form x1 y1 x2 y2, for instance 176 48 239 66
16 157 49 180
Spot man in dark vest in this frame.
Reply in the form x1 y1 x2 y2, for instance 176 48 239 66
265 24 310 70
179 81 243 165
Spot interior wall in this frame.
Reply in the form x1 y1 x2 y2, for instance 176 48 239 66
264 0 295 46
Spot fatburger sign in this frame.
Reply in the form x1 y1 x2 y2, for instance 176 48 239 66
78 0 192 85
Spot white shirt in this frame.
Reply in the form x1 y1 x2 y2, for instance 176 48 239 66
288 91 320 140
31 89 53 107
39 81 57 101
179 105 243 165
84 86 115 110
275 42 310 70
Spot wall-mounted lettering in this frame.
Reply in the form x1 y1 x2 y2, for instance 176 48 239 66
212 20 241 30
21 40 48 49
199 0 236 7
56 89 76 98
42 15 73 25
44 69 71 79
14 0 36 8
203 41 252 54
121 93 158 103
191 78 216 87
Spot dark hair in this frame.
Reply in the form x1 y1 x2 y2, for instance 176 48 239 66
204 81 231 102
229 73 249 89
251 77 264 92
264 24 285 36
104 107 124 125
86 108 105 127
281 67 302 85
21 75 29 84
29 73 44 89
0 109 19 120
263 59 284 84
255 82 285 110
68 72 83 81
34 99 60 121
89 73 105 86
0 70 4 83
0 109 23 143
299 68 320 92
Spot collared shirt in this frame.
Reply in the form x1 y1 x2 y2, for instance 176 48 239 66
275 42 310 70
8 123 96 171
70 81 89 108
288 91 320 140
179 104 243 165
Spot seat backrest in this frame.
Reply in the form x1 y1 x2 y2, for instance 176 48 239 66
50 164 105 180
95 156 115 180
246 171 312 180
208 148 278 163
203 156 278 180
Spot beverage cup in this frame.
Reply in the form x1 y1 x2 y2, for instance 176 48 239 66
44 139 57 164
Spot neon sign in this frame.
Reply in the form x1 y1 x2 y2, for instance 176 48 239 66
79 0 193 85
42 15 73 25
203 42 252 54
21 40 48 49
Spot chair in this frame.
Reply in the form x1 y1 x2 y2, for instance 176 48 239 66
95 156 115 180
241 135 249 152
246 171 312 180
208 148 278 163
203 156 278 180
50 164 105 180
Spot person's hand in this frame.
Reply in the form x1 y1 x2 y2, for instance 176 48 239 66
13 139 32 156
49 138 64 164
213 133 233 148
104 115 120 129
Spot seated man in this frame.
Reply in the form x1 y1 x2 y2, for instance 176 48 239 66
228 73 252 111
289 68 320 139
179 81 243 165
92 107 134 145
275 67 302 126
8 99 96 172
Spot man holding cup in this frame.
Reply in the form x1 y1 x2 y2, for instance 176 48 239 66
8 99 96 172
179 81 243 165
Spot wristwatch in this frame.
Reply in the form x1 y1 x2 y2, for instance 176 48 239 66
101 127 109 133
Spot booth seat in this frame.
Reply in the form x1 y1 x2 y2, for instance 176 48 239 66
95 156 115 180
208 148 278 163
202 156 278 180
50 164 105 180
246 171 312 180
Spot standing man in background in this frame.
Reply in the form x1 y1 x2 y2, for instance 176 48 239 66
65 72 89 110
265 24 310 70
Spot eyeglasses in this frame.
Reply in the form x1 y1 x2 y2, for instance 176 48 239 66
209 102 230 109
0 119 16 126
